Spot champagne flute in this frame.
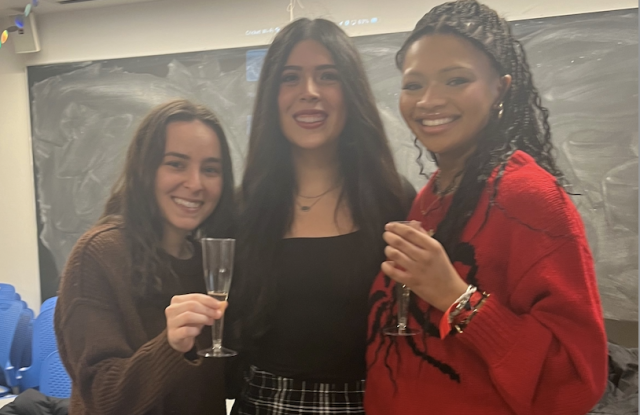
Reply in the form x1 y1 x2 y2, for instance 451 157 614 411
198 238 237 357
383 221 421 336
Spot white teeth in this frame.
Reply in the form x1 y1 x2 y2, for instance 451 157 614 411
295 115 326 123
421 117 455 126
173 198 202 208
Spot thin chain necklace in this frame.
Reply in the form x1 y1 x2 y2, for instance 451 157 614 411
420 171 461 216
433 171 461 196
296 182 341 212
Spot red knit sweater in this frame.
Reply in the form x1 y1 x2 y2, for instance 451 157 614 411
365 151 607 415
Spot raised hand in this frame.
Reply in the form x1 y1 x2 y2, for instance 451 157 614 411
165 293 227 353
381 221 468 312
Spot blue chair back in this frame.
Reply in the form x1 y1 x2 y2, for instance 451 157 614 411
39 351 71 399
0 299 33 373
40 297 57 312
17 305 57 390
11 308 34 370
0 284 16 301
0 301 23 388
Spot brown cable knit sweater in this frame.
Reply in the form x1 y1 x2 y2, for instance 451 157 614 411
54 222 226 415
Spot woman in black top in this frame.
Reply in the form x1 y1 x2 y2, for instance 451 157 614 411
227 18 414 414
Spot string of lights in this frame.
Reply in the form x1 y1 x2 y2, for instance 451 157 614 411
0 0 40 52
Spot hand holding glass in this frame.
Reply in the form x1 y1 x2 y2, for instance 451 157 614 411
382 221 422 336
198 238 237 358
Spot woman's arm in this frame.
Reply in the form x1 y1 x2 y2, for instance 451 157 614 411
55 238 222 415
383 173 608 414
456 238 607 415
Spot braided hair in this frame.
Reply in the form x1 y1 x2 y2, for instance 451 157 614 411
397 0 566 256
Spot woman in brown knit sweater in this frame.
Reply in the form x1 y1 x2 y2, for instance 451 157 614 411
54 99 235 415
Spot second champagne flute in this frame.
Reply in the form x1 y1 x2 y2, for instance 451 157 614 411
198 238 237 358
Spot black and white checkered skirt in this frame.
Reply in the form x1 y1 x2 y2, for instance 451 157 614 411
233 365 365 415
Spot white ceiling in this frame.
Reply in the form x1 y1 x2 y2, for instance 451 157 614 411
0 0 159 17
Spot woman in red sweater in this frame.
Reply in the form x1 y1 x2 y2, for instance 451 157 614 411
365 1 608 414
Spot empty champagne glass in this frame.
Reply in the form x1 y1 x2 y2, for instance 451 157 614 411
383 221 422 336
198 238 237 357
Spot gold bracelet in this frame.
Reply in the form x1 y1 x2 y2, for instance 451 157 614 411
454 292 490 334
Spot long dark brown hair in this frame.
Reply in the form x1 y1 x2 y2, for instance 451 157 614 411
101 99 235 297
232 18 408 349
396 0 565 256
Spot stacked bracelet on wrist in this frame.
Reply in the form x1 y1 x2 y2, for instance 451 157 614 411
438 285 491 339
450 290 490 334
447 284 477 324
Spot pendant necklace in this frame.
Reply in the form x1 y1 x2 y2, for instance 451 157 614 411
296 182 341 212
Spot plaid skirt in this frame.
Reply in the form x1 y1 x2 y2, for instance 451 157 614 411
233 365 365 415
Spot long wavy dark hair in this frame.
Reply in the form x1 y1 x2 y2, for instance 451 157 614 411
397 0 566 256
232 18 408 349
100 99 235 297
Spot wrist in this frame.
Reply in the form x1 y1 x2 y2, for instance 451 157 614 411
451 291 490 334
434 280 469 312
438 290 490 338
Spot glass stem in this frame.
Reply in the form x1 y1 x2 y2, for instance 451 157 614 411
212 316 224 350
398 284 410 331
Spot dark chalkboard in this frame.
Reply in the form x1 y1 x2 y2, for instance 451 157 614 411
28 9 638 320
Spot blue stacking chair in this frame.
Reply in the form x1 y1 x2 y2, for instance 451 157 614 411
21 296 58 372
39 351 71 398
0 301 23 396
0 284 35 379
0 284 16 301
0 296 34 377
11 307 34 370
17 303 57 391
40 297 57 313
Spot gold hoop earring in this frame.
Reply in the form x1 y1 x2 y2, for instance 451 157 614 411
497 102 504 119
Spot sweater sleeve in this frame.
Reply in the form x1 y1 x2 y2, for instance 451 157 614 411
54 235 202 415
456 236 608 415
